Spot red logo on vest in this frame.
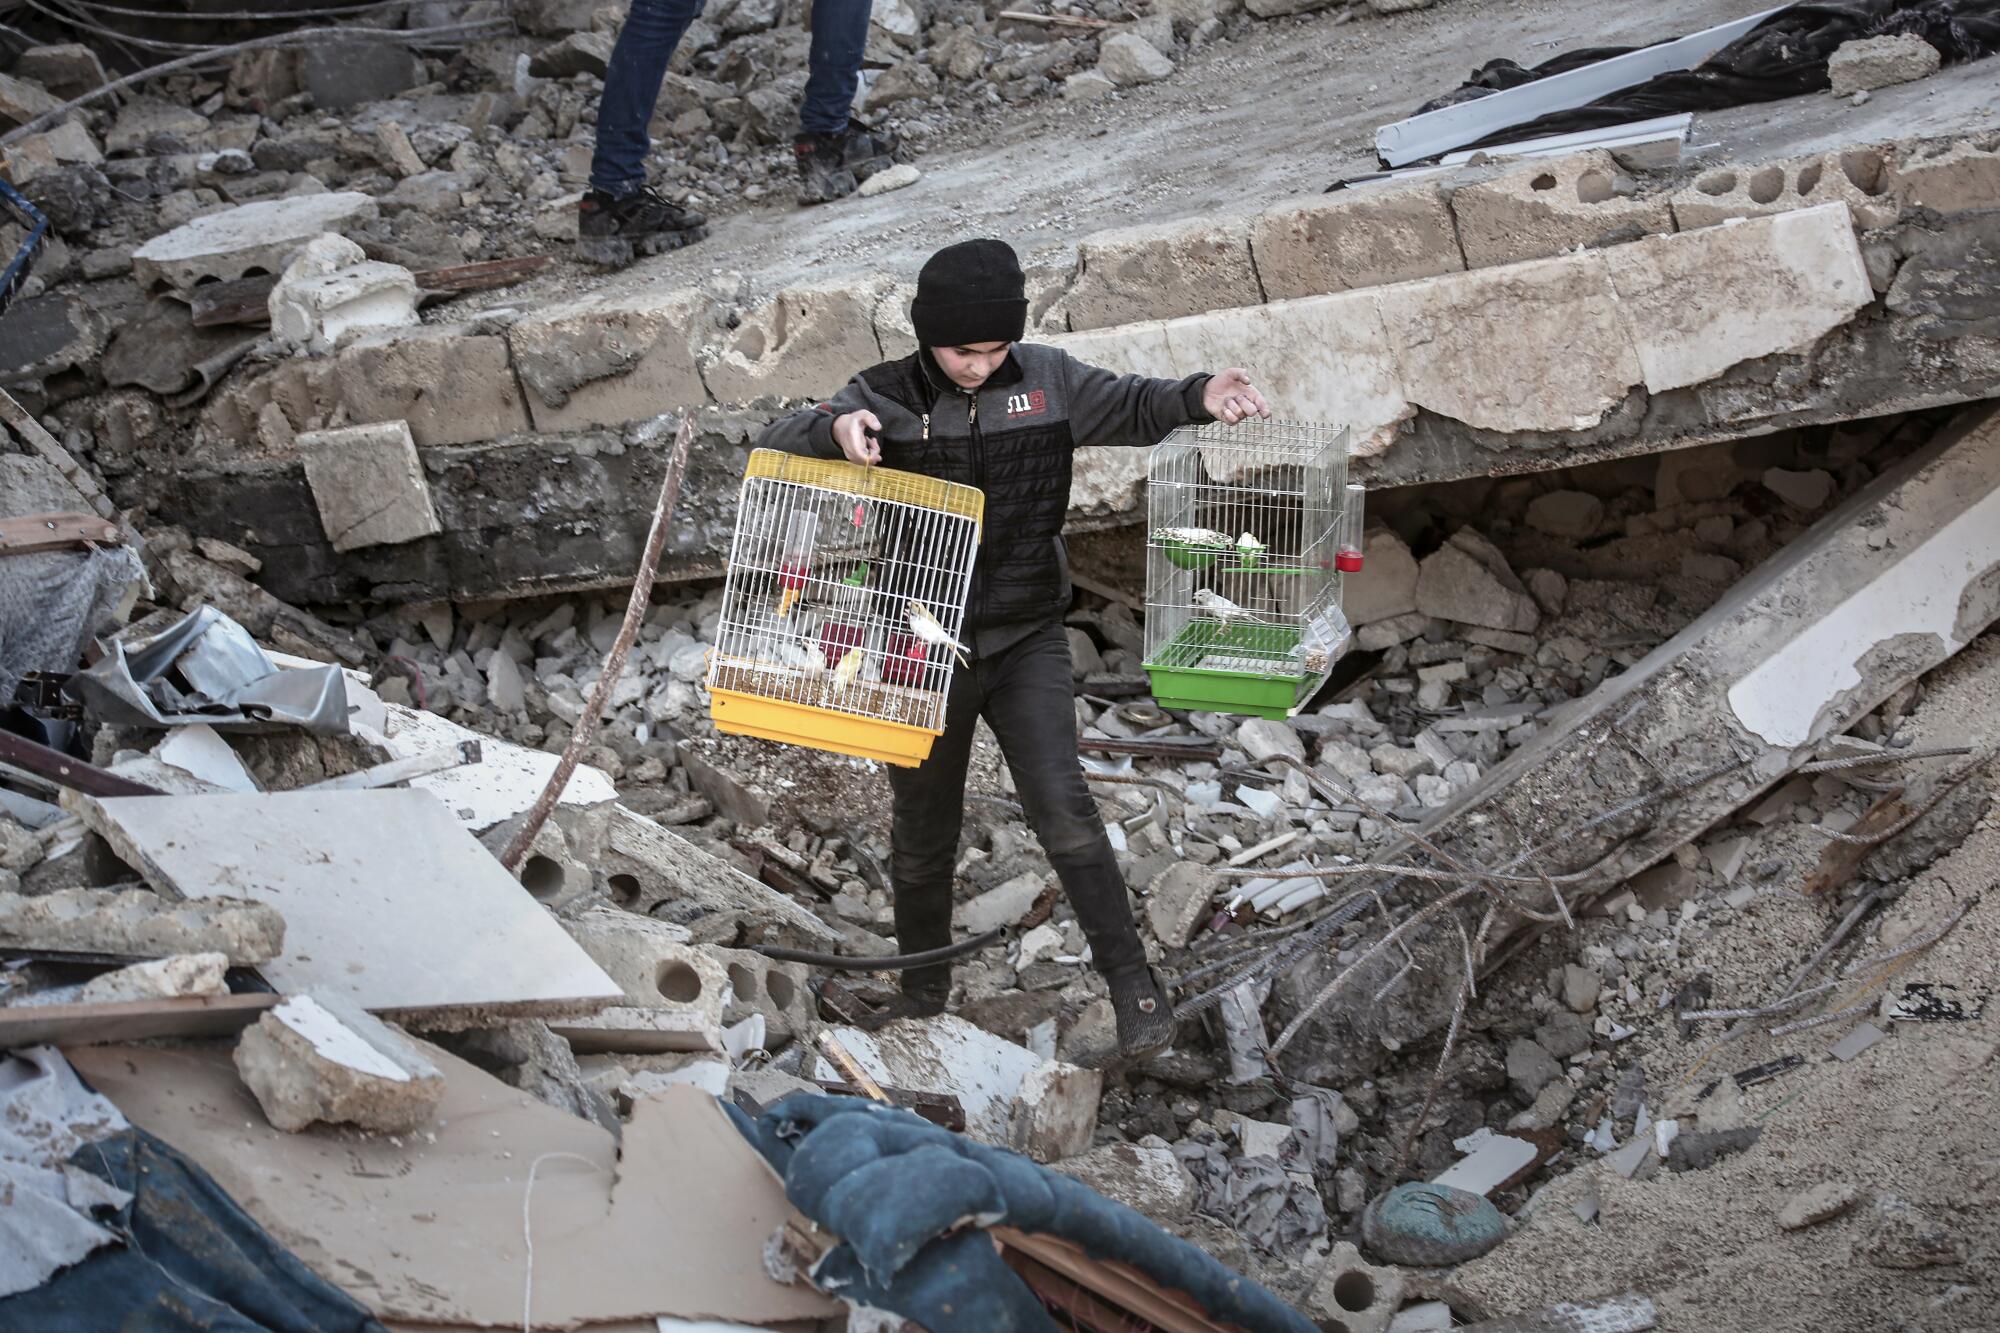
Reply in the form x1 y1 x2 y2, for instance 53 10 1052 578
1006 390 1047 419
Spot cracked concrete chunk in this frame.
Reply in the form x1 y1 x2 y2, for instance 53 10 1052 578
1886 138 2000 214
1379 250 1638 434
269 234 420 356
1604 203 1872 395
1052 1141 1196 1215
1779 1180 1861 1231
704 279 887 407
1450 150 1674 268
1146 861 1218 948
1416 529 1539 633
297 421 441 553
1862 1193 1961 1268
1097 32 1174 87
0 889 283 965
132 192 379 292
78 951 230 1003
510 286 716 429
1828 35 1940 97
233 993 445 1133
1069 216 1260 331
1251 182 1462 299
1343 528 1420 626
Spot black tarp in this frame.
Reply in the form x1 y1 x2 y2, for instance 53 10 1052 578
0 1128 387 1333
1410 0 2000 161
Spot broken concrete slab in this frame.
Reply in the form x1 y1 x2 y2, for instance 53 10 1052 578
78 789 623 1024
550 907 727 1053
11 43 106 101
268 243 420 357
1449 150 1675 268
1829 35 1941 98
816 1016 1101 1160
954 870 1045 933
1282 404 2000 1084
506 287 713 433
131 193 379 292
1885 138 2000 215
601 804 842 948
1671 148 1902 231
1603 202 1872 395
233 992 445 1133
1051 1141 1197 1216
1250 181 1463 300
1379 249 1640 435
299 36 422 111
1068 216 1261 332
296 421 441 552
76 952 229 1004
1778 1180 1861 1231
703 278 888 406
0 889 283 965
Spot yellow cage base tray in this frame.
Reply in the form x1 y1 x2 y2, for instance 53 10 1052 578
710 688 941 767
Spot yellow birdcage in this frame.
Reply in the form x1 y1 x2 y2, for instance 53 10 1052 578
706 449 985 766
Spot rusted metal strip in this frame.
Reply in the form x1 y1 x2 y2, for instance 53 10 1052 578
0 732 164 798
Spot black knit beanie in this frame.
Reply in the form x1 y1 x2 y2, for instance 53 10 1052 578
910 239 1028 348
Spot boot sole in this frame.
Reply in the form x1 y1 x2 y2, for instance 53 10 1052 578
575 224 708 267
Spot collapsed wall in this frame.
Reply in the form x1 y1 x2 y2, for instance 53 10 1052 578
94 131 2000 607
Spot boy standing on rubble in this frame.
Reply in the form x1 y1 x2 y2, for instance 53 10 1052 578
762 238 1270 1059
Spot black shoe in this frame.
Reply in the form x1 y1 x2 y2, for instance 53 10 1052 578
848 985 948 1032
576 186 708 267
1107 965 1175 1060
793 120 902 206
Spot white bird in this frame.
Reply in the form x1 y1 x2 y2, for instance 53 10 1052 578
1157 526 1233 549
905 599 970 667
1193 588 1265 630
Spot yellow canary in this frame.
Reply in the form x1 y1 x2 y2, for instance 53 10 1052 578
832 646 865 692
776 586 801 617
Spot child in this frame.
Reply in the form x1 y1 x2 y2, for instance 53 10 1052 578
761 238 1269 1058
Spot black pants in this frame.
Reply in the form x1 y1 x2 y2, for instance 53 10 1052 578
888 620 1145 996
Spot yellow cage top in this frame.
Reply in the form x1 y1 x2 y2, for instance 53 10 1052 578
743 448 986 535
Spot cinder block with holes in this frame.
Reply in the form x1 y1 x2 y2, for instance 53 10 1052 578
1307 1242 1404 1333
1448 150 1675 268
1886 135 2000 215
1671 147 1902 231
549 907 727 1053
480 812 593 911
707 944 814 1045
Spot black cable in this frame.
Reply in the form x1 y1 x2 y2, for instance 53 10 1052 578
751 926 1005 971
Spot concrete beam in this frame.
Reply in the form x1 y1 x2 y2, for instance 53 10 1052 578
1273 403 2000 1087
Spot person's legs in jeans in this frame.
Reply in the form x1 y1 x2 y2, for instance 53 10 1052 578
798 0 871 135
884 659 985 1004
589 0 707 196
980 624 1146 979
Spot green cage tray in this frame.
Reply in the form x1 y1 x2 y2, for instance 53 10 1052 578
1142 620 1312 720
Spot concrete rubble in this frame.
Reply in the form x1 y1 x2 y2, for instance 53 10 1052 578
4 2 2000 1330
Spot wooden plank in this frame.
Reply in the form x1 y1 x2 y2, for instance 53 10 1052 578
18 992 278 1047
1802 788 1908 895
0 731 164 798
416 254 553 296
993 1228 1246 1333
1078 734 1222 762
0 386 122 525
0 511 125 556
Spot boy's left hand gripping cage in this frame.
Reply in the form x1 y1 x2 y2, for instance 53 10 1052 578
706 449 986 767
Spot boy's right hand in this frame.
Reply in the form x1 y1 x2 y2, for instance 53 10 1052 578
832 411 883 466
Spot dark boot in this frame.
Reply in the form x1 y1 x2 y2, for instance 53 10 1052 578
1106 965 1175 1059
848 975 949 1032
576 186 708 266
793 119 902 205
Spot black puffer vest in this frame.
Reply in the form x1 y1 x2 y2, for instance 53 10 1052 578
860 346 1075 633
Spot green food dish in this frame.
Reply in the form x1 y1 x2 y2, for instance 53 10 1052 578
1159 535 1232 572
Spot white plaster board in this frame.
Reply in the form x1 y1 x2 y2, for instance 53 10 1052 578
1375 7 1793 166
155 725 258 794
815 1015 1045 1146
1728 479 2000 747
367 701 616 831
79 789 623 1019
272 995 412 1081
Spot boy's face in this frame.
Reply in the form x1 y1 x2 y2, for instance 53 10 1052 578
931 342 1012 392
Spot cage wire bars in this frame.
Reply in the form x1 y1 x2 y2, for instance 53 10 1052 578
706 450 984 766
1142 420 1359 719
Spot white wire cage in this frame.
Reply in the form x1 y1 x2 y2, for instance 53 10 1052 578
706 450 984 765
1141 420 1356 719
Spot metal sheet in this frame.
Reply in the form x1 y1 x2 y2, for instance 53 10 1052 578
1375 7 1791 165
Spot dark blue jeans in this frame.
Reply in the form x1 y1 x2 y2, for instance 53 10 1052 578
886 620 1146 996
589 0 873 197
